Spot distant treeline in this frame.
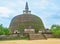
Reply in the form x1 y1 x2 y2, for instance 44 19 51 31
50 25 60 37
0 24 11 35
0 24 60 37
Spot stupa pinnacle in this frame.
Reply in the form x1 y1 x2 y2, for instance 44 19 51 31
23 2 31 14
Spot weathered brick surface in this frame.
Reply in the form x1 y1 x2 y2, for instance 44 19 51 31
44 34 54 38
29 33 47 40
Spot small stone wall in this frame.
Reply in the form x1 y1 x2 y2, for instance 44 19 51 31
0 34 20 39
44 34 54 38
0 33 54 40
29 33 47 40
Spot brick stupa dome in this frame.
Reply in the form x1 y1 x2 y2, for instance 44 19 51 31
9 2 45 33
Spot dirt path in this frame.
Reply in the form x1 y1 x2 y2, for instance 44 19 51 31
0 39 60 44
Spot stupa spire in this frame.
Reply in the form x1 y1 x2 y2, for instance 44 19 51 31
25 2 29 11
23 2 31 14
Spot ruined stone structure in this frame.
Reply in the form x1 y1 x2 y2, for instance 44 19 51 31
29 33 47 40
9 2 47 40
9 2 45 34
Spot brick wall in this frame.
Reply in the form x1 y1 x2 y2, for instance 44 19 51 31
29 33 47 40
44 34 54 38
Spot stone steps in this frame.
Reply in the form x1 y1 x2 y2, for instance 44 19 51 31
29 33 47 40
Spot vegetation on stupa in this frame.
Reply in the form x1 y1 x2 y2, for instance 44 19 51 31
10 14 45 33
17 21 44 33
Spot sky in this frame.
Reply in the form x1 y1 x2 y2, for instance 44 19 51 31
0 0 60 29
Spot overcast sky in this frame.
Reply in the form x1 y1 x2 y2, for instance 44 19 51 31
0 0 60 29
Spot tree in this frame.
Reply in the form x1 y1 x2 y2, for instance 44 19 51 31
0 24 5 35
0 24 11 35
50 25 60 37
3 28 11 35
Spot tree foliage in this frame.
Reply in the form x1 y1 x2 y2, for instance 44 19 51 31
50 25 60 37
0 24 11 35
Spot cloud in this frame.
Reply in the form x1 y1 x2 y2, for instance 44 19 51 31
30 0 49 10
31 0 60 11
0 7 14 17
4 0 25 8
50 15 60 19
30 0 60 19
